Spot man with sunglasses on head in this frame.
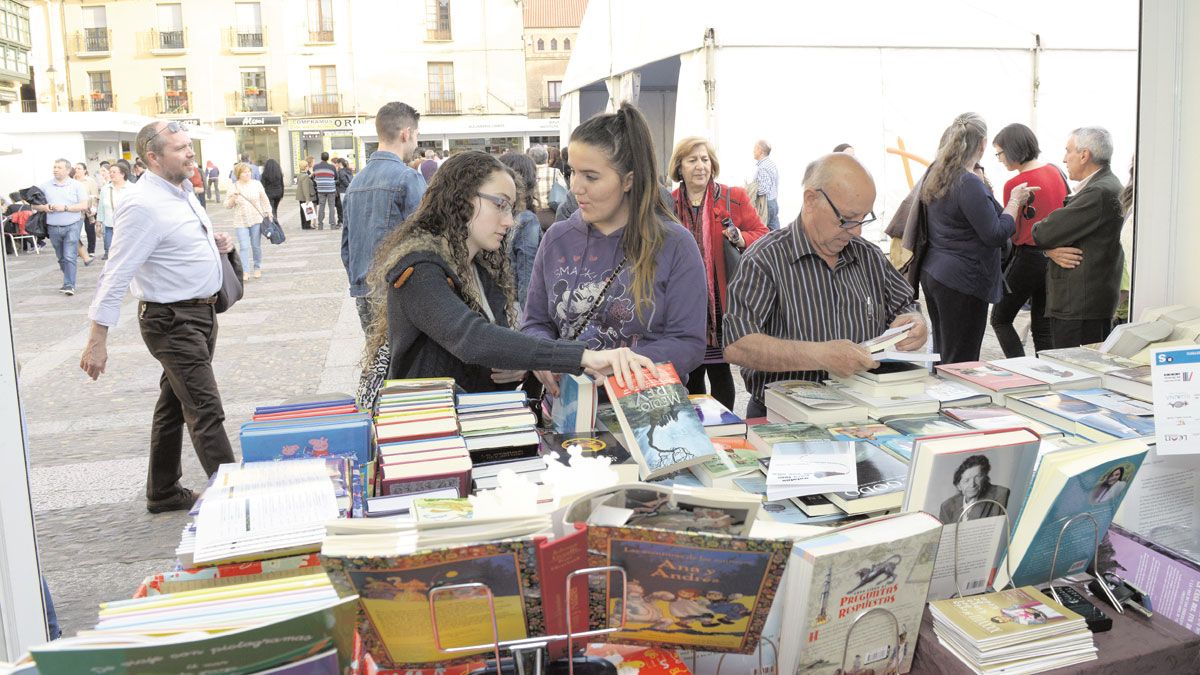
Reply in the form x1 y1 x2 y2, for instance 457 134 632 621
80 120 238 514
724 153 928 419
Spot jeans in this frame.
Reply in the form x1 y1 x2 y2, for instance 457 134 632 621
235 224 262 272
922 271 988 365
103 226 113 254
766 198 780 231
317 192 336 228
989 247 1053 357
206 178 220 201
47 223 80 288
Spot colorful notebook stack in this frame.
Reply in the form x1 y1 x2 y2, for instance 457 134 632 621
239 398 373 465
373 378 472 497
456 390 543 489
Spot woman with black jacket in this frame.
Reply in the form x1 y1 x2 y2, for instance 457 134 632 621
260 159 285 222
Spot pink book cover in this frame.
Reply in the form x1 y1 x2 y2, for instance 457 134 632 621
936 361 1044 391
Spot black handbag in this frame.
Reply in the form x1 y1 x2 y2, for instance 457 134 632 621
215 249 244 313
237 190 285 245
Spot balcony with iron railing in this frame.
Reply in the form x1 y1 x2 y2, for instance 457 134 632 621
150 27 187 53
305 93 340 115
425 92 461 114
71 93 116 112
234 88 270 113
229 27 266 52
75 27 111 56
426 26 451 41
308 22 334 43
157 90 191 114
538 95 561 111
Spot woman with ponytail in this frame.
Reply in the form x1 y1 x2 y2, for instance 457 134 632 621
521 102 707 396
919 112 1038 364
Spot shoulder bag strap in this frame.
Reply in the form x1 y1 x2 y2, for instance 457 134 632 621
564 258 628 341
236 188 267 220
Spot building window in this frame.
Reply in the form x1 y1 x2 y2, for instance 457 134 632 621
425 0 450 40
81 6 108 52
240 67 267 111
307 0 333 42
161 68 188 112
547 80 561 109
427 62 456 113
156 3 185 49
87 71 113 111
235 2 263 48
0 0 31 47
550 38 557 50
536 38 543 51
308 65 338 114
564 37 571 50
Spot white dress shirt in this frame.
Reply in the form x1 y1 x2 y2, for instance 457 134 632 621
88 170 223 327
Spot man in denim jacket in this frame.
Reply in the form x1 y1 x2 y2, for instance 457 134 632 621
341 101 426 331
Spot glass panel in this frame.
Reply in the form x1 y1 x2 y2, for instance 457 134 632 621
157 3 182 30
82 6 106 29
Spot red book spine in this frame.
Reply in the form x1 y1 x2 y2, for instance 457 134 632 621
535 523 591 660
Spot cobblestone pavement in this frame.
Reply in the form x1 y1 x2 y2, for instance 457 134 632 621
7 196 1019 635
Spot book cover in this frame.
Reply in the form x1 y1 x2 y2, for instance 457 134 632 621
826 442 910 514
776 513 942 675
605 364 717 480
689 394 748 436
1039 347 1140 375
534 524 590 659
1108 526 1200 633
240 413 373 464
928 586 1082 643
747 421 831 454
765 380 858 409
321 540 542 669
690 438 760 485
587 525 791 654
936 362 1045 392
826 423 905 443
764 441 858 501
549 374 598 433
561 482 761 537
537 428 632 467
880 414 969 438
993 356 1099 388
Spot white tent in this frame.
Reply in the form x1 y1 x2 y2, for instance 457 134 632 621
560 0 1139 232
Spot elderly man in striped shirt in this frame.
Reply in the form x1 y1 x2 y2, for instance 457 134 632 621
724 153 928 419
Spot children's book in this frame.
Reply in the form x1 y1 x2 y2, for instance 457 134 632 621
240 413 373 464
605 363 717 480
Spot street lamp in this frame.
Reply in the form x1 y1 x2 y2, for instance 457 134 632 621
45 64 57 112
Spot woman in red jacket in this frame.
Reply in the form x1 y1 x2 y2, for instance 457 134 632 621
669 136 769 409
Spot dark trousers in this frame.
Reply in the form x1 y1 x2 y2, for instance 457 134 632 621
138 300 236 500
334 191 345 226
687 362 736 410
1051 317 1113 350
747 397 767 420
83 214 97 254
268 194 282 221
922 272 988 365
990 247 1053 358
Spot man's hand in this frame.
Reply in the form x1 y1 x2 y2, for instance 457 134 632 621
1046 247 1083 269
815 340 878 378
80 324 109 381
891 313 929 352
214 232 234 254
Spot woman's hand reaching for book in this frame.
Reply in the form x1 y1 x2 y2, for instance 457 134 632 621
533 369 561 397
581 348 660 389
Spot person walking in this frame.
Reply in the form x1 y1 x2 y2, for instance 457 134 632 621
81 120 237 513
312 152 338 230
205 160 220 201
32 159 90 294
296 163 317 230
752 141 781 231
97 162 132 260
74 163 101 258
333 157 353 229
261 158 285 222
225 163 271 280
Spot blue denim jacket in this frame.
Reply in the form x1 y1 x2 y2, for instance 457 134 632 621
508 209 541 307
340 151 426 297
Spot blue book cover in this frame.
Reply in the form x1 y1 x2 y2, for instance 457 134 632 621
551 374 597 433
240 413 373 464
1004 442 1148 588
253 399 355 415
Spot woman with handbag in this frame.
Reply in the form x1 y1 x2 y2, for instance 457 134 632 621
988 123 1070 357
362 150 656 394
97 162 131 260
919 113 1038 364
521 103 708 398
668 136 769 409
224 163 272 280
261 159 286 222
296 163 317 230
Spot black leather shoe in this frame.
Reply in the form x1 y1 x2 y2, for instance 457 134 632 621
147 488 198 514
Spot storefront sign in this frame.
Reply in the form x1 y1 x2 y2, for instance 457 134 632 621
287 116 360 130
169 117 201 126
300 130 324 139
225 115 282 127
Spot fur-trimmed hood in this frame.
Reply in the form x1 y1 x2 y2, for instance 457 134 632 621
384 227 463 288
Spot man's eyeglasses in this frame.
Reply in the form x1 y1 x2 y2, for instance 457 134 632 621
477 192 514 217
817 188 876 230
142 121 188 154
994 150 1005 159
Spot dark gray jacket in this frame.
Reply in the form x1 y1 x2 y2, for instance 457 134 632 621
385 232 585 393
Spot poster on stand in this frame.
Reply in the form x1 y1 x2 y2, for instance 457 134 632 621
1151 347 1200 455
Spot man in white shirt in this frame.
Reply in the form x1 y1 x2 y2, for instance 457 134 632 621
31 159 90 294
80 121 238 514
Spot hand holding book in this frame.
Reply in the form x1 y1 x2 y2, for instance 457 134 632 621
581 347 663 388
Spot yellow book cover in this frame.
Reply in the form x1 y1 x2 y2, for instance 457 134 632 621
929 586 1082 643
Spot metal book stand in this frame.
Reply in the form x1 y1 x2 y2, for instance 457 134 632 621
840 607 902 675
711 636 779 674
1046 512 1123 614
952 498 1015 598
428 565 628 675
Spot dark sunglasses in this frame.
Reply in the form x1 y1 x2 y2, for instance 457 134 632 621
143 121 189 153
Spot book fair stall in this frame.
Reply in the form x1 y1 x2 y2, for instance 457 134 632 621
4 303 1200 674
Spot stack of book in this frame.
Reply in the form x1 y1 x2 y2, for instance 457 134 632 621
993 355 1101 390
936 361 1049 403
763 379 868 425
240 399 373 465
373 379 472 497
175 458 350 568
929 586 1096 672
691 393 748 436
374 378 458 444
456 390 542 489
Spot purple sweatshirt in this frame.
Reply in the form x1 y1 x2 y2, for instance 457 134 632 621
520 209 707 376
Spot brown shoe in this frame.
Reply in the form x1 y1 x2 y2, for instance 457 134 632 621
147 488 198 514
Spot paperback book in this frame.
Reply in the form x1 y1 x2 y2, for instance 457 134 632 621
604 363 717 480
690 394 748 437
763 440 858 501
763 380 868 425
825 441 910 515
746 421 831 455
993 356 1100 390
689 437 761 486
936 362 1048 401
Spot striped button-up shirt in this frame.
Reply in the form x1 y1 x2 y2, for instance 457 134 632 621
723 219 919 402
754 156 779 200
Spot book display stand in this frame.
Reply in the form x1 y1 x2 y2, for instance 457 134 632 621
1047 512 1124 613
428 565 629 675
711 637 779 675
840 607 901 673
952 498 1013 597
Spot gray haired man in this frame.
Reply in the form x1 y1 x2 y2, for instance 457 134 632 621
1031 127 1125 348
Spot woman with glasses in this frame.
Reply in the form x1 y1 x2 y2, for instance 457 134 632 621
988 123 1070 357
363 150 657 393
521 103 707 398
919 113 1038 364
667 136 769 410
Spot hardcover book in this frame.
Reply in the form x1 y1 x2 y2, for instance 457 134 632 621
763 380 869 425
825 441 910 515
586 525 792 654
549 374 599 434
604 363 717 480
534 524 590 659
240 413 373 464
1102 365 1153 402
993 356 1100 390
689 437 760 486
747 421 831 455
1038 347 1139 375
936 362 1048 399
879 413 969 438
764 440 858 501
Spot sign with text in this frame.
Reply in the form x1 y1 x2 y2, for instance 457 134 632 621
287 116 360 130
1152 346 1200 455
226 115 282 127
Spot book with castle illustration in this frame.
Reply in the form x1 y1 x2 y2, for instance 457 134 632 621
586 525 792 654
605 363 719 480
775 512 943 675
